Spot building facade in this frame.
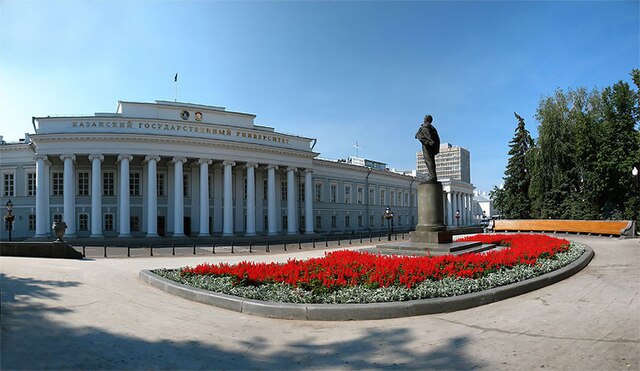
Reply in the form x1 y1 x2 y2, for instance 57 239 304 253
416 143 471 183
0 100 481 240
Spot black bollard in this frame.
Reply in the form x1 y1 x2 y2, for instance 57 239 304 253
103 245 107 258
212 242 216 254
298 239 302 249
266 241 270 253
231 242 235 254
193 243 196 255
284 240 287 251
312 239 316 248
325 237 328 247
249 242 253 253
172 243 175 256
82 245 86 258
150 244 153 257
127 245 131 258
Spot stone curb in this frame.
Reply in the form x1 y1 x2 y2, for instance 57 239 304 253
138 245 594 321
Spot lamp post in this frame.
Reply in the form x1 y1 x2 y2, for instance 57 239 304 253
455 209 460 228
384 206 394 241
633 166 639 233
4 199 14 242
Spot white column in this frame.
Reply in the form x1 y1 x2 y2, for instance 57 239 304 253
145 155 160 237
467 194 473 225
118 154 132 237
199 159 212 236
89 154 104 237
304 169 314 234
222 160 235 236
34 154 48 237
286 167 297 234
446 191 453 226
60 154 76 237
172 157 187 237
453 191 459 227
267 164 278 235
245 163 258 236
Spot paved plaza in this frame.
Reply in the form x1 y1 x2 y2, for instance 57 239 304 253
1 235 639 370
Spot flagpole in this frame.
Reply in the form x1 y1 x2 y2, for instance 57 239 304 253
174 73 178 102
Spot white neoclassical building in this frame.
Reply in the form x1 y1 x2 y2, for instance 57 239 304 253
0 100 477 240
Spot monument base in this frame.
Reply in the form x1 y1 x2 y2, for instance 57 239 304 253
410 229 453 244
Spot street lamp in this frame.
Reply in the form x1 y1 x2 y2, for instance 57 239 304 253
455 209 460 228
633 166 639 234
384 206 394 241
4 199 14 241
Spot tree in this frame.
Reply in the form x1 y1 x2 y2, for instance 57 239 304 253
493 112 534 219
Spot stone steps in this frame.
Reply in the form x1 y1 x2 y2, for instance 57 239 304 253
364 241 499 257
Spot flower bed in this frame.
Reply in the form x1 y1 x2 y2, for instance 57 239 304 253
154 234 585 304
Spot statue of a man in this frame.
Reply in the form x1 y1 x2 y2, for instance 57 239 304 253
415 114 440 181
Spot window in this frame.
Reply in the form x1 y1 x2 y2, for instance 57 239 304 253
358 215 363 227
208 174 214 199
130 216 140 232
243 177 248 200
183 174 189 197
398 215 402 226
369 214 374 228
397 191 402 207
104 214 114 231
129 172 140 196
27 173 36 196
264 214 268 230
282 214 288 229
331 215 337 228
380 189 386 205
314 183 322 202
77 171 89 196
369 188 375 205
391 191 396 206
103 172 115 196
300 215 305 229
405 193 409 207
281 181 287 201
263 179 268 200
381 214 385 226
78 214 89 231
345 215 351 228
28 214 36 230
299 182 305 202
157 173 165 197
53 213 62 223
52 172 64 196
330 184 337 203
344 185 351 203
315 215 322 229
3 173 14 197
357 187 363 204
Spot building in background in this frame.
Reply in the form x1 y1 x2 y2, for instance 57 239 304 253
416 143 471 183
472 191 494 223
0 100 422 240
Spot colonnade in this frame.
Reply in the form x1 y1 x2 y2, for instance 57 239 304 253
33 153 314 238
444 190 474 227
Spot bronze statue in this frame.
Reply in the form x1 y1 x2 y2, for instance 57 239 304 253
415 114 440 181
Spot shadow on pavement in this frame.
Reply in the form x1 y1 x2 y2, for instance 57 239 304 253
1 273 483 370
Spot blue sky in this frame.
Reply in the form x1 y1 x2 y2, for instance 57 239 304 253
1 0 638 192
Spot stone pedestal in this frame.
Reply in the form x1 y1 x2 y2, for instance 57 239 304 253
409 181 452 244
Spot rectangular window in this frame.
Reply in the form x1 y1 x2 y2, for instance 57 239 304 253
3 173 14 197
183 175 189 197
299 182 305 202
391 191 396 207
405 193 409 207
300 215 305 228
264 214 268 229
77 171 89 196
103 172 115 196
282 214 288 229
314 183 322 202
344 185 351 203
104 213 114 231
358 215 363 227
129 172 140 196
315 215 322 229
263 179 268 200
345 215 351 228
53 213 62 224
27 173 36 196
330 184 337 203
397 191 402 207
357 187 363 204
130 216 140 232
380 189 386 206
281 181 287 201
78 213 89 231
28 214 36 230
52 172 64 196
331 215 337 228
243 177 248 200
369 188 375 205
369 214 374 228
399 215 402 226
157 173 165 197
208 174 214 199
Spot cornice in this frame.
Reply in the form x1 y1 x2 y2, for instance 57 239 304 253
29 133 319 160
